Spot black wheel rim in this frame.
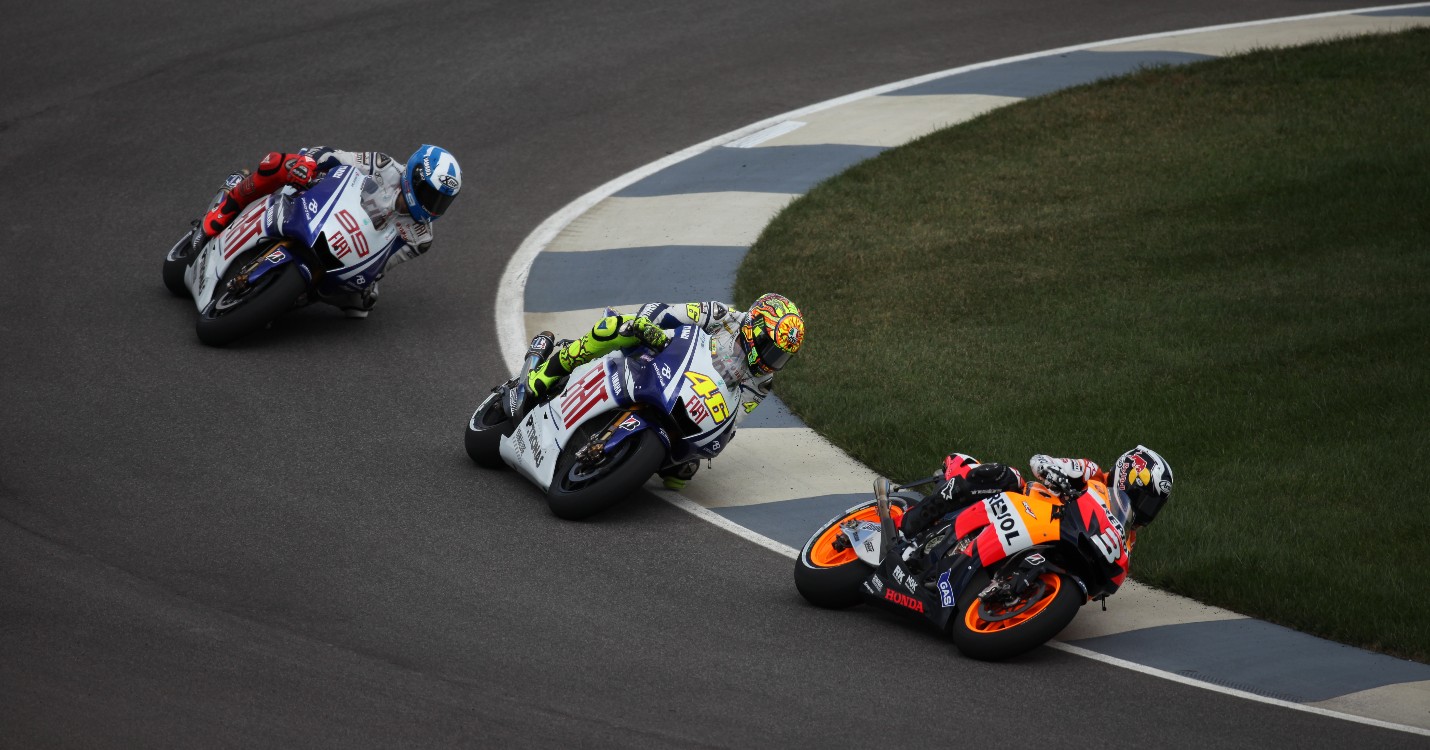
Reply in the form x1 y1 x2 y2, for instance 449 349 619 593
209 267 285 318
558 434 635 491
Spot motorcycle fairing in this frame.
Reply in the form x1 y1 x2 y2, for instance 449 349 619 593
498 325 741 491
187 197 279 311
1060 481 1130 596
186 167 401 311
951 490 1062 568
239 244 310 287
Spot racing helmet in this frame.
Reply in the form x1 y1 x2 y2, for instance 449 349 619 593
740 293 805 375
401 145 462 223
1112 445 1173 527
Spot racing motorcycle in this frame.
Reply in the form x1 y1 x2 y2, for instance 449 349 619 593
465 322 740 519
794 473 1134 660
163 166 402 345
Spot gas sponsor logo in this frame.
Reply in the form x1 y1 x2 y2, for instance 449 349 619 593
937 571 954 608
883 588 924 613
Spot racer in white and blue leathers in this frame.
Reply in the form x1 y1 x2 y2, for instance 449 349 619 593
191 145 461 316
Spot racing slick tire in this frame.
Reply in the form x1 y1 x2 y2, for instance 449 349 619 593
163 228 199 297
949 567 1082 661
544 421 663 520
195 249 305 347
794 500 890 609
465 387 516 468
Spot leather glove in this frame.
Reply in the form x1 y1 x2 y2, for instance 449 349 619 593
619 317 671 350
1030 455 1087 497
284 154 319 187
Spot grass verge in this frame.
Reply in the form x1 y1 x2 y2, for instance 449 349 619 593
736 30 1430 661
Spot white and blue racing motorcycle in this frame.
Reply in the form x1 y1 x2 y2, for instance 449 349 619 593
163 165 401 345
466 324 740 519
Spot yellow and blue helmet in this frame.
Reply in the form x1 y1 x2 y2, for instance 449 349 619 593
741 293 805 374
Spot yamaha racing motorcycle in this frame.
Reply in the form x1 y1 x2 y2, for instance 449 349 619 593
794 474 1135 660
163 166 401 345
465 323 739 519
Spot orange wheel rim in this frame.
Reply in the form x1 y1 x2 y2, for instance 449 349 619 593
807 504 904 568
963 574 1061 633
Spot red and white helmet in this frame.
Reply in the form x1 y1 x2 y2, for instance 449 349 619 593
1112 445 1173 527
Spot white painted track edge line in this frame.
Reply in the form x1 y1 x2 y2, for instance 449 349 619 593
1049 642 1430 737
493 3 1430 736
659 491 801 559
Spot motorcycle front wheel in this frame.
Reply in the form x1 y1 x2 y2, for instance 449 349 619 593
794 500 902 609
544 419 663 520
948 568 1082 661
195 251 305 347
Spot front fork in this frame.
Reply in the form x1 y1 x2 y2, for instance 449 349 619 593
574 407 639 466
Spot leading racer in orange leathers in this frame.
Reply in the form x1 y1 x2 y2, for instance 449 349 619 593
897 446 1174 584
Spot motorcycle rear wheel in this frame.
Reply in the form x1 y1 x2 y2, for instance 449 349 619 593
465 386 516 468
163 228 198 297
949 568 1082 661
195 251 305 347
794 500 902 609
544 421 663 520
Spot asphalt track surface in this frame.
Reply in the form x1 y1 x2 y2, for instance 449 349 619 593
2 2 1422 747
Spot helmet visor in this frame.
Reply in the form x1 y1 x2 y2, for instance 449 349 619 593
751 330 792 373
414 179 456 219
1116 485 1167 527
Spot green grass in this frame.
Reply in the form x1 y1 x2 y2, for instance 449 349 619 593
736 30 1430 661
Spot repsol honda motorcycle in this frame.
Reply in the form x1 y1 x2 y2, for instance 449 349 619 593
794 473 1135 660
465 322 740 519
163 165 403 345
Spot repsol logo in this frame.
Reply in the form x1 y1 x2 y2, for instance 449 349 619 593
989 496 1022 546
883 588 924 613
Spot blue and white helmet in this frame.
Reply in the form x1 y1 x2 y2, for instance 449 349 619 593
401 145 462 223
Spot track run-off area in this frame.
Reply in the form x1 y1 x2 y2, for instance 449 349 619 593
2 1 1425 747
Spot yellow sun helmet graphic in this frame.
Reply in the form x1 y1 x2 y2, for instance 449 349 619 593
741 293 804 374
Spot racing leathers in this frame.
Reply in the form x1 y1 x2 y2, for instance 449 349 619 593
526 301 775 489
898 452 1108 539
195 147 434 316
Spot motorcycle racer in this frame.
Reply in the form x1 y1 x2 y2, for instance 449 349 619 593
526 293 806 489
187 145 462 317
898 446 1174 561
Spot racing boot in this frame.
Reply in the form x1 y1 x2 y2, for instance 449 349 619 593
199 153 317 239
526 314 670 401
658 460 699 490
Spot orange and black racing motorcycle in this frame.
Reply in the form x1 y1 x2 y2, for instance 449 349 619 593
794 474 1134 660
